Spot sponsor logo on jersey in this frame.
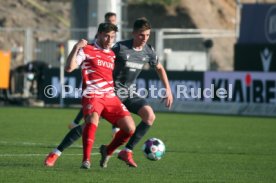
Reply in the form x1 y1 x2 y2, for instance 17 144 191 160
97 60 114 69
126 61 144 69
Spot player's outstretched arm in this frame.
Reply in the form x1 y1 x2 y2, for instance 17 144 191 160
155 63 173 109
65 39 88 72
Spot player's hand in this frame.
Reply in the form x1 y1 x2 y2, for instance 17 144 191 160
161 88 173 109
76 39 88 49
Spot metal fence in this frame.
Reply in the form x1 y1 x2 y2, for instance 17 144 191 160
0 27 236 97
0 27 236 68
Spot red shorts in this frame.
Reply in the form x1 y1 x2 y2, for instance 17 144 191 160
82 96 130 125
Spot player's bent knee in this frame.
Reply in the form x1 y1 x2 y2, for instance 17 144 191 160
124 121 136 133
127 125 136 134
138 106 156 125
149 113 156 123
117 116 136 133
143 113 155 125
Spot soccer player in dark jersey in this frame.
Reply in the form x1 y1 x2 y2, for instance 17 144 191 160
111 17 173 167
44 17 173 168
45 23 136 169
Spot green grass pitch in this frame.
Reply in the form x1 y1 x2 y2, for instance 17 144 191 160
0 107 276 182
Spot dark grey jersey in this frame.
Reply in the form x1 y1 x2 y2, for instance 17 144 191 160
112 39 158 90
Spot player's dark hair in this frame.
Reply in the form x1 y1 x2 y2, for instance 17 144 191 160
133 17 151 32
97 22 118 33
104 12 116 21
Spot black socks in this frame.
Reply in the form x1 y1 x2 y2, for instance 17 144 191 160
125 121 150 150
56 120 151 152
57 125 83 152
73 108 83 125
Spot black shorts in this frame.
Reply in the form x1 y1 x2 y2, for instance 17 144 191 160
121 93 149 114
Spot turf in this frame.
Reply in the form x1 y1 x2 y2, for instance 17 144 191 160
0 107 276 183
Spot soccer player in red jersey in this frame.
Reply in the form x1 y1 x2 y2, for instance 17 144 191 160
68 12 120 136
45 23 135 169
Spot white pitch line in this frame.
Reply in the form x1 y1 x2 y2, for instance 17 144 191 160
0 140 96 149
0 141 121 158
0 153 99 157
0 150 120 157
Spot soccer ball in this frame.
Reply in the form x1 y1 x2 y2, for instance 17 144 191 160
142 138 165 161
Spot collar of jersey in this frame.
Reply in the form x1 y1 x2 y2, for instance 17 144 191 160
131 39 144 52
132 47 143 51
93 39 111 52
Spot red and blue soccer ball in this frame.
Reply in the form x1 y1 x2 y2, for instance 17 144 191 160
142 138 165 161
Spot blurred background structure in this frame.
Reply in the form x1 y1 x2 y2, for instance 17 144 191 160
0 0 276 116
0 0 240 71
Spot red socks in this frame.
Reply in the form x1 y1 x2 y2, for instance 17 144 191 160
106 130 134 155
82 123 97 162
82 122 134 160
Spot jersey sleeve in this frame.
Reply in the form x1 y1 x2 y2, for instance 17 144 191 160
76 48 86 66
148 45 159 68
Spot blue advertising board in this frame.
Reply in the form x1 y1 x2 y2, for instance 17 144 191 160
239 4 276 44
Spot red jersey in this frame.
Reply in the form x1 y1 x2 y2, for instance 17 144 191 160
76 43 116 98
